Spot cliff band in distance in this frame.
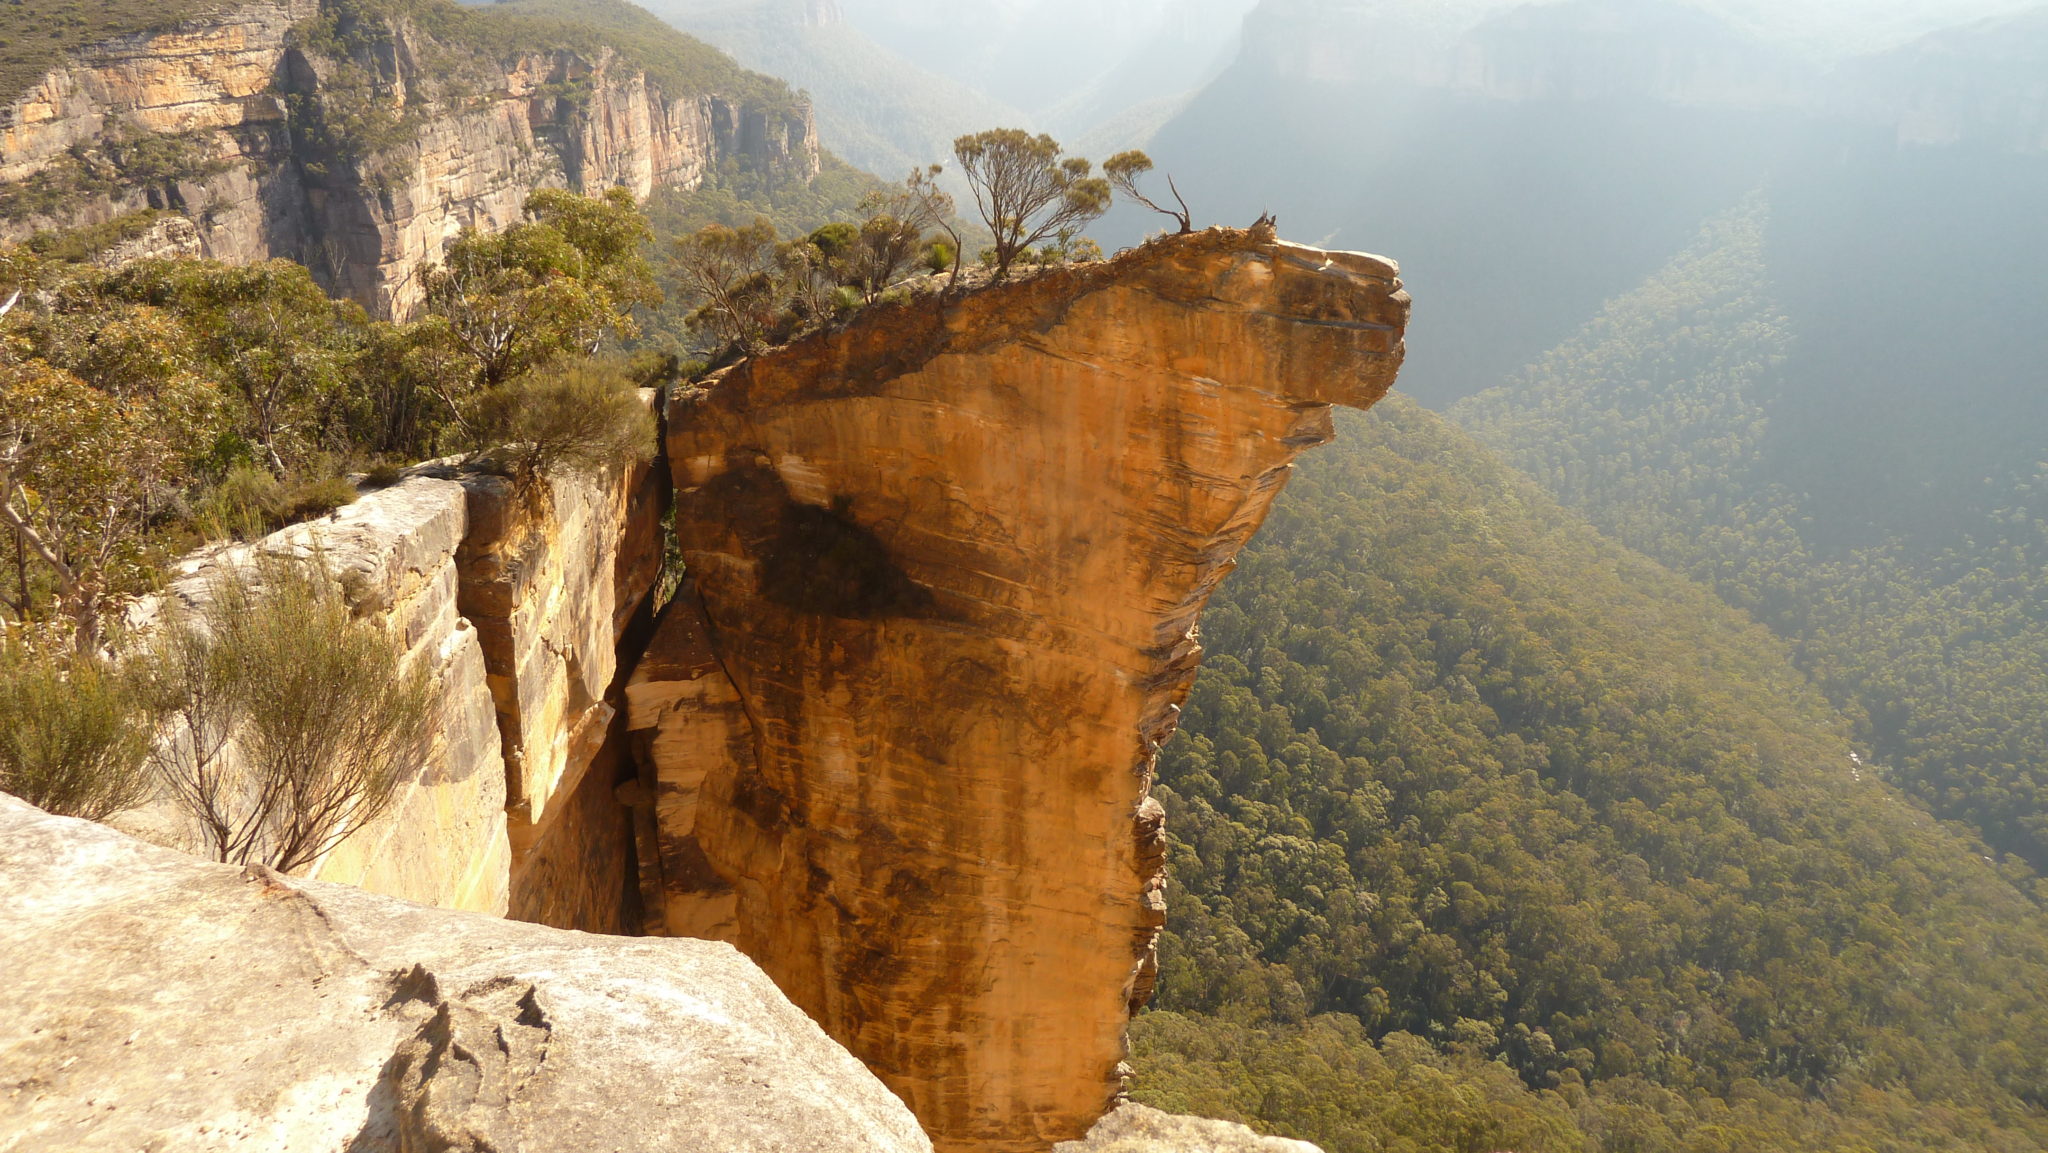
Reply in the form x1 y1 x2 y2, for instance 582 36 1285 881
0 0 818 317
627 229 1409 1151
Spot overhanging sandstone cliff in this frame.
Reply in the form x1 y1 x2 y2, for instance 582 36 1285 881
627 229 1409 1151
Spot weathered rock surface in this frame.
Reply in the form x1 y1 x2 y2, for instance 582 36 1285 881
129 418 664 927
0 0 818 316
1053 1104 1324 1153
630 229 1408 1150
144 474 512 916
455 415 668 930
0 792 934 1153
0 1 312 183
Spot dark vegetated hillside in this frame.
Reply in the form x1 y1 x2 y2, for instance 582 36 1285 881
1135 397 2048 1150
1454 186 2048 880
1760 129 2048 549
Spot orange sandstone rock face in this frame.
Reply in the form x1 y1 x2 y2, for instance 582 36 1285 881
630 230 1408 1151
453 410 669 933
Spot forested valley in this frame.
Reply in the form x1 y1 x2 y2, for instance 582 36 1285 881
1132 400 2048 1151
1453 201 2048 883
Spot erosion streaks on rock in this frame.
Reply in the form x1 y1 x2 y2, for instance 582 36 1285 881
633 229 1408 1150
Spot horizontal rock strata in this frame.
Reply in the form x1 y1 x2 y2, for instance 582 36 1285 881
130 399 663 926
144 473 513 915
631 229 1408 1150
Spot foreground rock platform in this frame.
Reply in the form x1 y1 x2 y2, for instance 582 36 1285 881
0 793 932 1153
1054 1104 1324 1153
631 228 1409 1150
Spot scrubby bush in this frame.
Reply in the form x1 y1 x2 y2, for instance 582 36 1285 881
0 641 152 820
194 465 359 541
470 357 656 479
141 555 437 872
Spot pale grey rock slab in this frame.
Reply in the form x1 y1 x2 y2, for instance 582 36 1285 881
1054 1103 1324 1153
0 794 933 1153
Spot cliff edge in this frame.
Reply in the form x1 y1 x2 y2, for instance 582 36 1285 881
0 0 817 316
627 229 1409 1150
0 792 932 1153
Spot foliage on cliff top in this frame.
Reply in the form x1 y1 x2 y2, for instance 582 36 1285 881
1135 397 2048 1149
298 0 796 111
0 187 657 648
0 0 237 108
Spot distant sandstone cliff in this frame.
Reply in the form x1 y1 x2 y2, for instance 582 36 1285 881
0 0 817 316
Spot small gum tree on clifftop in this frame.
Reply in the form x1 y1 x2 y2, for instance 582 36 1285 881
1104 150 1193 234
952 129 1111 279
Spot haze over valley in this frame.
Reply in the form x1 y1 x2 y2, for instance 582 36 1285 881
3 0 2047 1150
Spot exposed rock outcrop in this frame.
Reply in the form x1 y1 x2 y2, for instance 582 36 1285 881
0 0 819 316
628 230 1408 1150
454 417 669 931
1053 1104 1324 1153
0 792 934 1153
131 391 665 928
143 473 514 916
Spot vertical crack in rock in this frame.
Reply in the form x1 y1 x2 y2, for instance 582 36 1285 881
627 228 1409 1151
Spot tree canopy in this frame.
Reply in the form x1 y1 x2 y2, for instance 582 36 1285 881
1134 398 2048 1151
953 129 1111 277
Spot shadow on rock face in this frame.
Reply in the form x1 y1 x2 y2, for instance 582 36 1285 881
702 455 938 621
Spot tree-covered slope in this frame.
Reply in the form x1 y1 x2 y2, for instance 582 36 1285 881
1134 398 2048 1150
1452 198 2048 880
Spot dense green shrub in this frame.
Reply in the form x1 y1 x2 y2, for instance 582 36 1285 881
0 642 152 820
470 357 655 479
0 187 654 646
